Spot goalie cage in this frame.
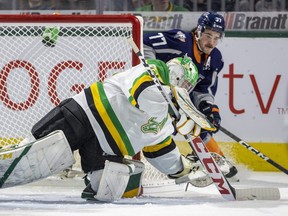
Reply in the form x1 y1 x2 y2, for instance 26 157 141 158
0 14 177 196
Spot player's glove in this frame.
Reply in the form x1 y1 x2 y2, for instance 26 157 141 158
175 109 195 135
198 101 221 133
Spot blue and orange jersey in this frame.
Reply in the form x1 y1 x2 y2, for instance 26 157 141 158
143 29 224 107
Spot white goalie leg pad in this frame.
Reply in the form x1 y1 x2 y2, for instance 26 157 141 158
0 130 75 188
92 160 135 202
123 158 145 175
88 169 104 192
122 158 145 198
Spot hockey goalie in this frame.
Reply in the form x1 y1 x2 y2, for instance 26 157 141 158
0 56 232 202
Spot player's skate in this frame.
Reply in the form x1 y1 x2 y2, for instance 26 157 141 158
210 152 239 182
186 153 239 183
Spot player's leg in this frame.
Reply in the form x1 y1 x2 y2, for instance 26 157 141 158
86 160 137 202
30 98 98 177
31 98 93 151
1 98 95 188
204 135 224 156
81 159 145 202
17 99 76 147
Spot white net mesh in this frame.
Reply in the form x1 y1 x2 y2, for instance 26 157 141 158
0 15 139 147
140 152 174 187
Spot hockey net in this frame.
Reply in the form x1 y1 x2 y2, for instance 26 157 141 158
0 14 172 191
0 14 140 145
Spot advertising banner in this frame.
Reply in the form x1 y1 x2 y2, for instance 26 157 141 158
1 10 288 32
216 37 288 143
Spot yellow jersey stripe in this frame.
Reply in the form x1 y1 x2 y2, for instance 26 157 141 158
142 136 172 153
90 82 135 156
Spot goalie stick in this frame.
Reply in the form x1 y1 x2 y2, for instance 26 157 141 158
220 126 288 175
127 37 280 201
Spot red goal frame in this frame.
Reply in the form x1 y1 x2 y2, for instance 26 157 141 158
0 14 142 66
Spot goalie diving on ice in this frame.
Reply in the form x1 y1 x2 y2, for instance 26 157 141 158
0 55 237 202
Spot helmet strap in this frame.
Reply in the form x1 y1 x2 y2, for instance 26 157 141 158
195 27 203 52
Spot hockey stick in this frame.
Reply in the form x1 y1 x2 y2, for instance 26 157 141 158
220 126 288 175
127 37 280 201
127 37 179 119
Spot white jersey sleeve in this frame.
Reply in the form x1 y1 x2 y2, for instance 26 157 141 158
137 85 170 122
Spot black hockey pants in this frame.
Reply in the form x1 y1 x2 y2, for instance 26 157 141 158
31 98 122 173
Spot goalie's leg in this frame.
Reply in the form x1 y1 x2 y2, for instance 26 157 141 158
31 98 92 151
81 159 145 202
30 98 101 175
0 130 75 188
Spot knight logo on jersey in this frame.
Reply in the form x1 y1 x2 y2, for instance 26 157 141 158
174 31 186 42
141 116 168 134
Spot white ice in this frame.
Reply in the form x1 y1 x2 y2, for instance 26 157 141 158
0 170 287 216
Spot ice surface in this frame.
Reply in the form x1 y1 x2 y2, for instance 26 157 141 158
0 171 287 216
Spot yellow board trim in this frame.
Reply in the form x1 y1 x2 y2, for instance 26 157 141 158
0 138 22 146
218 142 288 171
175 141 288 171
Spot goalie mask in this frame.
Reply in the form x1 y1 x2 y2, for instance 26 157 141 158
166 56 198 92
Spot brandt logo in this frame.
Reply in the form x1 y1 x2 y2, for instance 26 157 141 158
225 13 288 30
133 13 183 29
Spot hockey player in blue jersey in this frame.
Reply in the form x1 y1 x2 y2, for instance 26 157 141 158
143 11 238 179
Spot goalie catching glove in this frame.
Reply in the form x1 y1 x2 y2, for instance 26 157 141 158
199 101 221 132
175 109 201 137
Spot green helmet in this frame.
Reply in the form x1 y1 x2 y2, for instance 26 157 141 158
166 55 198 92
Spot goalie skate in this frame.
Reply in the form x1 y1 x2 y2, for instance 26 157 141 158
175 168 213 187
174 159 213 187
